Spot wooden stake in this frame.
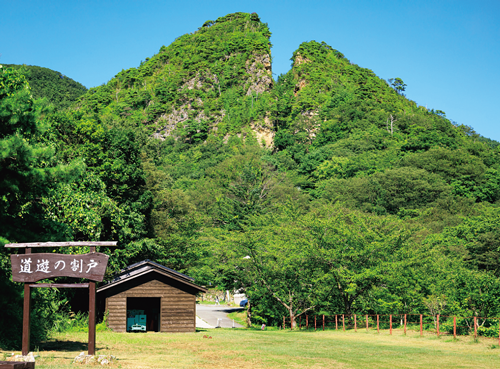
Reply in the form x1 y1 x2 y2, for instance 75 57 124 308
88 245 96 355
335 315 338 330
437 314 440 338
377 315 379 334
474 316 477 339
22 283 31 356
454 316 457 339
22 247 31 356
390 315 392 335
420 314 423 337
404 314 407 335
354 314 357 332
366 315 369 332
342 314 345 331
89 281 96 355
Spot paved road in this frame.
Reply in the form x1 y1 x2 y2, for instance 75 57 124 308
196 304 245 328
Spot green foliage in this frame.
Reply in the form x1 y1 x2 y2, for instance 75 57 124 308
0 67 83 241
318 167 451 215
431 207 500 275
50 311 110 334
388 78 407 95
41 172 124 241
0 279 68 349
4 64 87 110
228 204 416 326
446 269 500 318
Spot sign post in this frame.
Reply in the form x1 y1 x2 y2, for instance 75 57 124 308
5 241 116 356
89 245 96 356
23 246 32 358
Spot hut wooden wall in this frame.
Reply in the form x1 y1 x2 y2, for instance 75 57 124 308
106 295 127 332
105 277 196 333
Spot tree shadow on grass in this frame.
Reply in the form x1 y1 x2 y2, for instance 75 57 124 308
39 340 104 352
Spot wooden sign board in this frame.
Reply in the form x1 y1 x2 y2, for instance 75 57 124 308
11 253 109 282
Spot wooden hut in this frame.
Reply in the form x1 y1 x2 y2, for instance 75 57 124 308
97 260 206 333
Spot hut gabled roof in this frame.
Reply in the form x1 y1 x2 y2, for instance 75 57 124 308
97 259 206 293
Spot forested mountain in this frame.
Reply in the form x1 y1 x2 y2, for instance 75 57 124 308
3 64 87 110
1 12 499 348
76 12 274 143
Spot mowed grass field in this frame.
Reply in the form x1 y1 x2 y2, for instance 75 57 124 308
3 328 500 368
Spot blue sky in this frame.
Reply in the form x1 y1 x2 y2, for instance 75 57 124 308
2 0 499 141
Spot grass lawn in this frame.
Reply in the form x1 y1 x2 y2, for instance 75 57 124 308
3 328 500 368
227 310 247 326
196 300 238 307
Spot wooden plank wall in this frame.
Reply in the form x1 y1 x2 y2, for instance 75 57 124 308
106 279 195 333
161 282 195 333
107 295 127 332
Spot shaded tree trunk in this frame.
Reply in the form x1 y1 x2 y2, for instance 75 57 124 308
246 301 252 327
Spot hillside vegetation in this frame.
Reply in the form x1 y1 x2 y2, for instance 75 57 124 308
1 12 499 349
77 12 273 141
3 64 87 110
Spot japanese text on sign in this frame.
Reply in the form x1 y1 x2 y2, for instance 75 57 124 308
18 258 99 274
11 253 109 282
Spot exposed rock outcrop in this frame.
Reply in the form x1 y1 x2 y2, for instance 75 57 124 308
245 53 273 96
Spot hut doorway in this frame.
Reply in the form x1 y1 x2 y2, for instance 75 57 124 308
126 297 161 332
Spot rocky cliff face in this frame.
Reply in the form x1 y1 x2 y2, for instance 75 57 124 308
78 12 275 146
245 53 273 96
153 47 274 143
